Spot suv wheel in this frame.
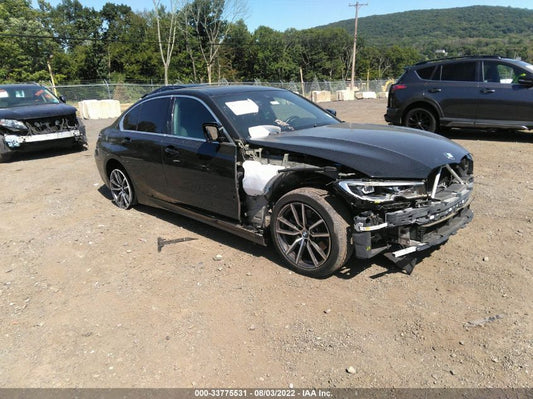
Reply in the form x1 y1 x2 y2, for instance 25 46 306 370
404 107 438 132
270 188 352 278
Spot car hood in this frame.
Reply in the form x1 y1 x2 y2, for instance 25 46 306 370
247 123 470 179
0 103 77 120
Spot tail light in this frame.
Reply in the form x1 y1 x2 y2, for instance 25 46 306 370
390 84 407 93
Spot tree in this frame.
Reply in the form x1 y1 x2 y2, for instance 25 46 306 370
181 0 246 83
220 19 252 81
153 0 181 85
295 28 352 81
0 0 59 82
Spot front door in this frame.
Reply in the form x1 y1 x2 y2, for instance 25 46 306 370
476 61 533 128
160 96 240 221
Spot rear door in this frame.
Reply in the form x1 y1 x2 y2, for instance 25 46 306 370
117 97 170 198
159 96 240 220
476 60 533 128
426 61 479 127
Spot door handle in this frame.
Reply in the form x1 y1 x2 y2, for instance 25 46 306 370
481 88 496 94
164 146 182 163
428 88 441 93
121 137 131 145
164 146 180 156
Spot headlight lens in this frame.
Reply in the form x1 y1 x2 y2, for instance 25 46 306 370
338 180 427 203
0 119 27 131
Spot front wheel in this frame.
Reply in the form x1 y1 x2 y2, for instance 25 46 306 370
270 188 352 278
0 136 13 163
109 167 136 209
404 107 438 132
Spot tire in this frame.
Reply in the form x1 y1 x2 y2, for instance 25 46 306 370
404 107 438 132
270 188 352 278
0 136 13 163
109 167 136 209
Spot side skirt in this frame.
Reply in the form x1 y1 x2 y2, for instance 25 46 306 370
142 195 267 246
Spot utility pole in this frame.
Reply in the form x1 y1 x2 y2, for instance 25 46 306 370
349 2 367 90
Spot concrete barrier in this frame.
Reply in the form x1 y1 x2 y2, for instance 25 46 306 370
311 91 331 103
355 91 377 100
336 90 355 101
78 99 122 119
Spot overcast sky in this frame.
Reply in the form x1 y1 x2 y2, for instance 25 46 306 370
34 0 533 32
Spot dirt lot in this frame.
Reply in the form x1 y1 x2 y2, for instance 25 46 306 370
0 98 531 388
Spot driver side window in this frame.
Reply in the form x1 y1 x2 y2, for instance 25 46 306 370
172 97 215 139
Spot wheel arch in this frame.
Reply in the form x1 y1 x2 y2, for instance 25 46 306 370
105 158 128 182
266 170 348 209
402 101 441 126
269 185 353 277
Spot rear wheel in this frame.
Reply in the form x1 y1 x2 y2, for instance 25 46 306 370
270 188 352 278
109 167 136 209
404 107 438 132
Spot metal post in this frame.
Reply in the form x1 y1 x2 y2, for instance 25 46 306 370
349 2 368 90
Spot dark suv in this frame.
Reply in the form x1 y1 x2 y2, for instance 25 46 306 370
385 56 533 132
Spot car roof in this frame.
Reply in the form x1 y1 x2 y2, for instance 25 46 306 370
0 83 43 90
143 84 285 100
412 56 520 68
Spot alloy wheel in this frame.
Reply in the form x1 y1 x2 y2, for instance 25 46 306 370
274 202 332 270
109 168 134 209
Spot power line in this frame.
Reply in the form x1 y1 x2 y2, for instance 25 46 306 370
0 32 159 45
0 32 261 46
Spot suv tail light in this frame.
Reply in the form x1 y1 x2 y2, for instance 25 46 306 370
391 84 407 93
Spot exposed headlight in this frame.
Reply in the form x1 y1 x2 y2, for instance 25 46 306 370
0 119 27 131
338 180 427 203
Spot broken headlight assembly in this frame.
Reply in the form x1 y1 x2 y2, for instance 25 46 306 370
337 180 427 203
0 119 27 132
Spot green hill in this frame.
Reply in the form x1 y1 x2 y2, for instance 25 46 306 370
319 6 533 59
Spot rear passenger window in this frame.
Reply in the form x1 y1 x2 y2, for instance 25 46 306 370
440 62 476 82
416 66 435 80
122 98 171 133
122 104 140 131
137 98 171 133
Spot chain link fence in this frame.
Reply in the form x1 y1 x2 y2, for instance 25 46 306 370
48 79 393 105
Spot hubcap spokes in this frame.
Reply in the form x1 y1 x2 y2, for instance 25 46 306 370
409 111 430 130
109 170 132 209
275 202 331 269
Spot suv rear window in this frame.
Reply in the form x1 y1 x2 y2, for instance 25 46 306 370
439 62 476 82
416 66 435 80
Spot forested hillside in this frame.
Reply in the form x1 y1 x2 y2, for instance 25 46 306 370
321 6 533 59
1 1 531 85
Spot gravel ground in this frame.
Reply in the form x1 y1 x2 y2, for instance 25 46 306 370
0 98 531 388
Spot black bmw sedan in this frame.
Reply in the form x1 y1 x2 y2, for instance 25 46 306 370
95 85 474 277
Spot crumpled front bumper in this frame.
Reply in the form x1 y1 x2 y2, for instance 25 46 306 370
352 185 473 260
3 129 86 148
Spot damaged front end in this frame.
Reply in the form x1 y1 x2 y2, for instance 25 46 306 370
0 114 87 160
336 155 474 272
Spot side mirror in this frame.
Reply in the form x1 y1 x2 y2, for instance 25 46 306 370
203 123 224 142
59 95 67 103
518 75 533 87
325 108 337 116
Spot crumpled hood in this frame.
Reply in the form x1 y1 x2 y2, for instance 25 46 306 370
247 122 471 179
0 103 77 120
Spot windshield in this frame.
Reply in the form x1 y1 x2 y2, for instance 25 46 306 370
0 86 60 108
515 60 533 74
213 89 339 139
